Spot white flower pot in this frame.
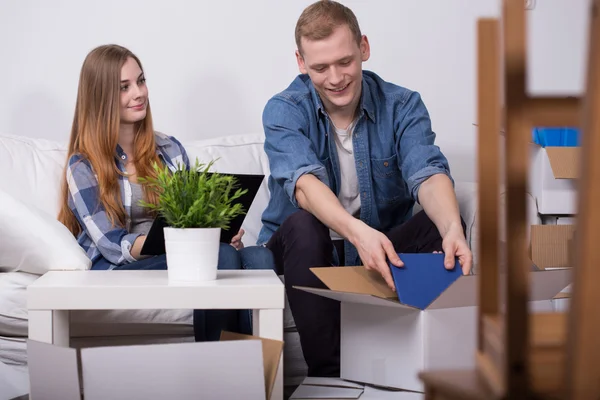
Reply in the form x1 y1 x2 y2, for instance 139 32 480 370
163 227 221 282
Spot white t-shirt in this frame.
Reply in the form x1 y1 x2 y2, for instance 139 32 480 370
330 120 361 240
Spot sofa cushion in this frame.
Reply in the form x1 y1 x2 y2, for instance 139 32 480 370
183 134 270 247
0 133 67 216
0 188 91 275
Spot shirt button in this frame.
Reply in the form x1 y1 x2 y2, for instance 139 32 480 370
383 161 389 167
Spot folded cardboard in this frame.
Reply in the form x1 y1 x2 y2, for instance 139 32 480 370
529 144 579 215
290 377 364 399
289 377 424 400
27 332 283 400
295 257 571 392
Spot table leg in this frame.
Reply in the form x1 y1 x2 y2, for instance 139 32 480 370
254 309 284 400
28 310 70 346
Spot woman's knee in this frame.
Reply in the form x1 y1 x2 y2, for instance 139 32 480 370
217 243 242 270
239 246 276 270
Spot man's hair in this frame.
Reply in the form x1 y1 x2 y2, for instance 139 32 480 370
295 0 362 55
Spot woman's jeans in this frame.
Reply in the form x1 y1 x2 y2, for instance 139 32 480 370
92 243 276 341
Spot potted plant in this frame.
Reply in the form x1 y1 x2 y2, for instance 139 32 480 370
139 159 247 282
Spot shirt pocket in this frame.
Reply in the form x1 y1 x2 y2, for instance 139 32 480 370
370 154 405 205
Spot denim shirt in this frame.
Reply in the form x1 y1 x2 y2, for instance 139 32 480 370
257 70 453 266
66 132 190 267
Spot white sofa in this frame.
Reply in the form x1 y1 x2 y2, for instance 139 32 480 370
0 131 540 398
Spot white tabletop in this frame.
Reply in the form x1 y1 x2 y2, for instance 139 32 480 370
27 270 285 311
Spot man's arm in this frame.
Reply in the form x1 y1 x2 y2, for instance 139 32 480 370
395 91 472 274
296 174 402 290
417 174 472 274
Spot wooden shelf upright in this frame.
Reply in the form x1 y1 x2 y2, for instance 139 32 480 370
419 0 600 398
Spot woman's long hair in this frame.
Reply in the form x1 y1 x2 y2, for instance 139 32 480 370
58 44 161 236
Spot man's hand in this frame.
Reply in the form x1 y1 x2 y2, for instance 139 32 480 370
350 221 403 291
441 226 472 275
230 229 245 250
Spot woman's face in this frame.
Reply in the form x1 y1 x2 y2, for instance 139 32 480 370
119 57 148 125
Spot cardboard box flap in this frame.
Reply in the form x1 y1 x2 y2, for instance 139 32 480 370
545 147 580 179
27 340 81 400
220 331 284 400
301 377 364 389
80 340 266 400
531 225 575 269
294 286 416 309
530 268 572 301
310 266 396 299
426 275 477 309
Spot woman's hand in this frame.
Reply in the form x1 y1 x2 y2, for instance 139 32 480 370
230 229 245 250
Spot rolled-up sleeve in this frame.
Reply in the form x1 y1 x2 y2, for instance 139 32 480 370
262 96 330 208
66 155 141 265
395 91 453 202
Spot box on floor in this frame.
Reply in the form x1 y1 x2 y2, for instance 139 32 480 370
290 377 424 400
529 143 579 215
27 331 283 400
295 262 570 393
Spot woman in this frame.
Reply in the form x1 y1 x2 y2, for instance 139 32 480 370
57 44 274 341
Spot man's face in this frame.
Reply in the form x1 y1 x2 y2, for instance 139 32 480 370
296 24 370 117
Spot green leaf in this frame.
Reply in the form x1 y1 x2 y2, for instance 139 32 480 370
137 158 248 229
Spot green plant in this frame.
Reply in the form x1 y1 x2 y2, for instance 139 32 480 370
138 159 247 229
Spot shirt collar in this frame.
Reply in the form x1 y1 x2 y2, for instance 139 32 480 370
114 132 171 163
308 72 376 123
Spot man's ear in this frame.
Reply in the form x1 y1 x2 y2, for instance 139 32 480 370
296 50 308 74
360 35 371 62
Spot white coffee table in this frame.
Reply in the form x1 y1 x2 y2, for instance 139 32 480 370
27 269 285 400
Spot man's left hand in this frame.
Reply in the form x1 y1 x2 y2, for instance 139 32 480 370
441 227 472 275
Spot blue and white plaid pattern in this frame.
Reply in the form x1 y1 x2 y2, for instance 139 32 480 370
66 132 190 267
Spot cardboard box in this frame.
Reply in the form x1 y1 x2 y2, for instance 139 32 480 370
295 265 571 392
530 224 575 270
27 332 283 400
529 144 579 215
290 377 424 399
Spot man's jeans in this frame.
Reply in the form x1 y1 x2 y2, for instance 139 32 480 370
92 243 276 341
266 210 466 377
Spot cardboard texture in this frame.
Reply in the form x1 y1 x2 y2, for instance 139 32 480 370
530 224 576 269
544 147 580 179
529 144 579 215
220 331 284 400
295 258 572 392
27 332 284 400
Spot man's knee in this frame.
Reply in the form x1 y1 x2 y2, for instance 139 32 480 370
280 210 329 239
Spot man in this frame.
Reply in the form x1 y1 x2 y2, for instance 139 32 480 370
257 0 472 378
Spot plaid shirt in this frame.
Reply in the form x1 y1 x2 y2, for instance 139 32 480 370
66 132 190 267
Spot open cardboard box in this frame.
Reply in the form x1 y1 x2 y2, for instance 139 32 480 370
27 331 283 400
295 261 571 392
529 143 579 215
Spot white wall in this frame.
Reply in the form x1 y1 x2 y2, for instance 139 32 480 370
0 0 589 182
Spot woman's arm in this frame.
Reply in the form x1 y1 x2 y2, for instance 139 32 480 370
66 154 143 265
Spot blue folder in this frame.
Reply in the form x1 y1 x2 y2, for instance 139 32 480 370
389 253 463 310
